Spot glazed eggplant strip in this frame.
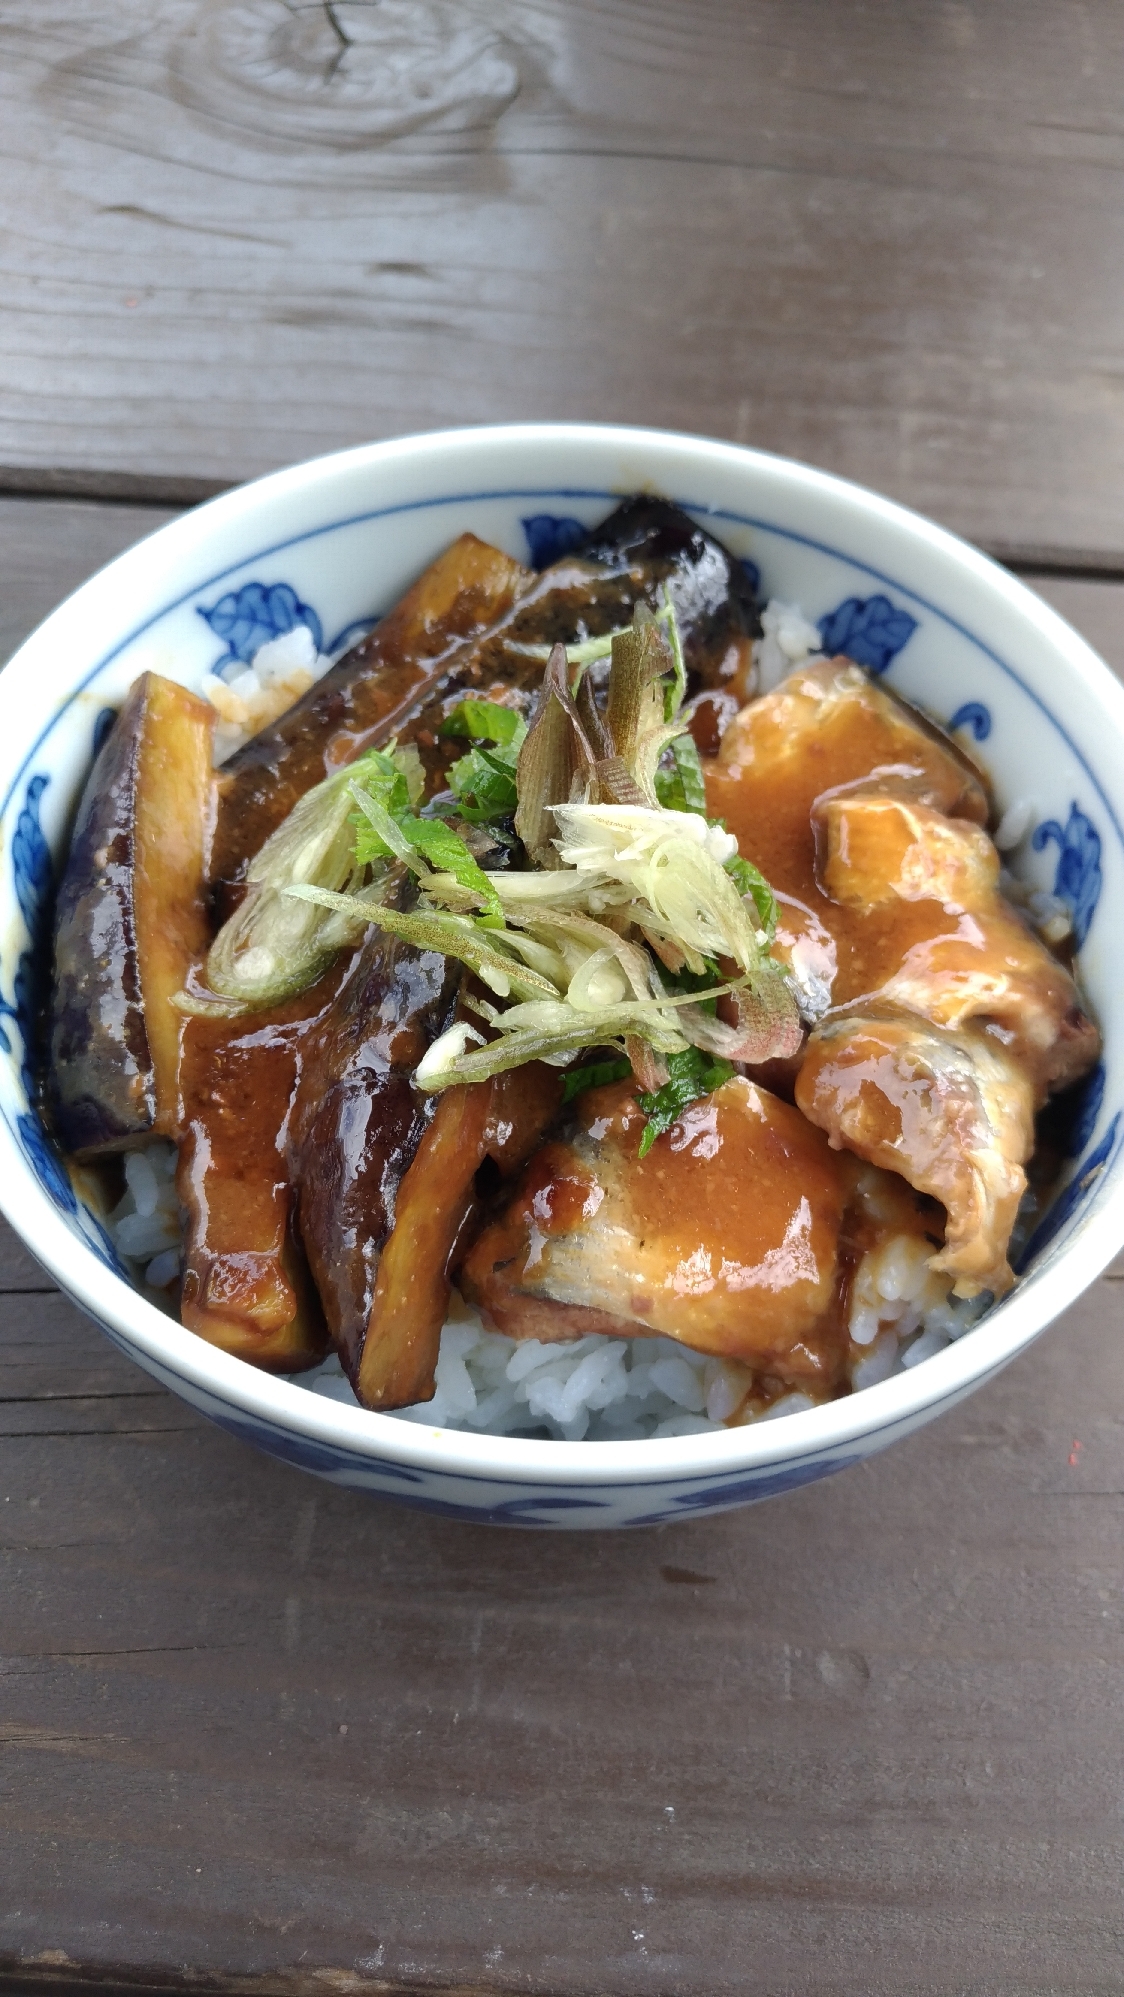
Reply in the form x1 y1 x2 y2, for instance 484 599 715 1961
210 533 533 907
50 673 215 1157
175 970 343 1369
155 506 770 1380
285 922 460 1382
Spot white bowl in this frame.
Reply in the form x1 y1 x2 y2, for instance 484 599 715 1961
2 424 1122 1527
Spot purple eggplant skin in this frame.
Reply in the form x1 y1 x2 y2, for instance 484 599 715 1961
49 703 151 1156
575 494 763 677
47 674 214 1160
286 928 461 1383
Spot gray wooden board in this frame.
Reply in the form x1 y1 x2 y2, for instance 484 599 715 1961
3 507 1124 1992
4 1267 1124 1996
5 2 1124 564
0 499 176 669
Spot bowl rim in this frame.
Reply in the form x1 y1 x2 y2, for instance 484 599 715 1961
4 418 1124 1490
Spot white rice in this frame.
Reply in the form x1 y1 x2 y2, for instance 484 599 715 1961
105 1140 184 1294
753 598 824 692
203 624 335 764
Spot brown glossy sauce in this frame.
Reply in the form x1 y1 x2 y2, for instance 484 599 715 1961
706 661 990 1006
176 964 344 1368
461 1077 852 1388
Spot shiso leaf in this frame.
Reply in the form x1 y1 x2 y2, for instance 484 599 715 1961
724 853 779 942
439 699 527 750
560 1055 634 1103
655 732 708 815
439 701 526 824
637 1048 737 1158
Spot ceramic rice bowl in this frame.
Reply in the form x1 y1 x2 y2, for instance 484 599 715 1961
1 423 1122 1528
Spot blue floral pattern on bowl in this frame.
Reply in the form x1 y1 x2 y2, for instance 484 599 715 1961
817 594 918 674
0 751 127 1276
521 513 588 569
1033 803 1102 949
948 700 992 742
198 580 323 672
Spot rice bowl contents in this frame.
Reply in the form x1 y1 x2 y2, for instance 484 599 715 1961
46 496 1101 1441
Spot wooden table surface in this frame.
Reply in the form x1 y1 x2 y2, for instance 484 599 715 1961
5 6 1124 1992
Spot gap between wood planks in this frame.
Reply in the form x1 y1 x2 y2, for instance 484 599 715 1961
0 1961 509 1997
3 472 1124 583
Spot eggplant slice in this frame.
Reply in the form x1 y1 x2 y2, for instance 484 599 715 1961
49 672 215 1158
211 499 765 898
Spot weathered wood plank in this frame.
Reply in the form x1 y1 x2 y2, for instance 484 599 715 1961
2 1273 1124 1994
0 497 176 667
4 3 1124 560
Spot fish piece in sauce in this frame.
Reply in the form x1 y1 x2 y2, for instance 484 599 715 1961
706 657 988 923
707 659 1099 1288
815 787 1100 1097
796 1009 1034 1298
460 1077 849 1389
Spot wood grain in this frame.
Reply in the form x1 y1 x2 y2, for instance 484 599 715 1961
0 499 176 667
4 2 1124 562
4 1264 1124 1995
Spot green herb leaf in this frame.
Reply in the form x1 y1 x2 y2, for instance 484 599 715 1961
405 816 502 919
560 1055 634 1104
440 699 528 750
636 1047 735 1158
724 855 779 941
654 732 707 814
447 741 521 823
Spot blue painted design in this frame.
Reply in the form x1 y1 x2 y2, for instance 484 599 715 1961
197 581 323 671
92 705 118 761
1018 1113 1122 1271
11 773 51 938
0 773 51 1100
1037 1059 1107 1165
0 770 128 1276
741 555 761 596
818 594 918 675
631 1455 860 1523
325 615 378 657
1067 1061 1106 1157
948 701 991 741
1032 803 1102 948
16 1108 76 1218
521 513 588 569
